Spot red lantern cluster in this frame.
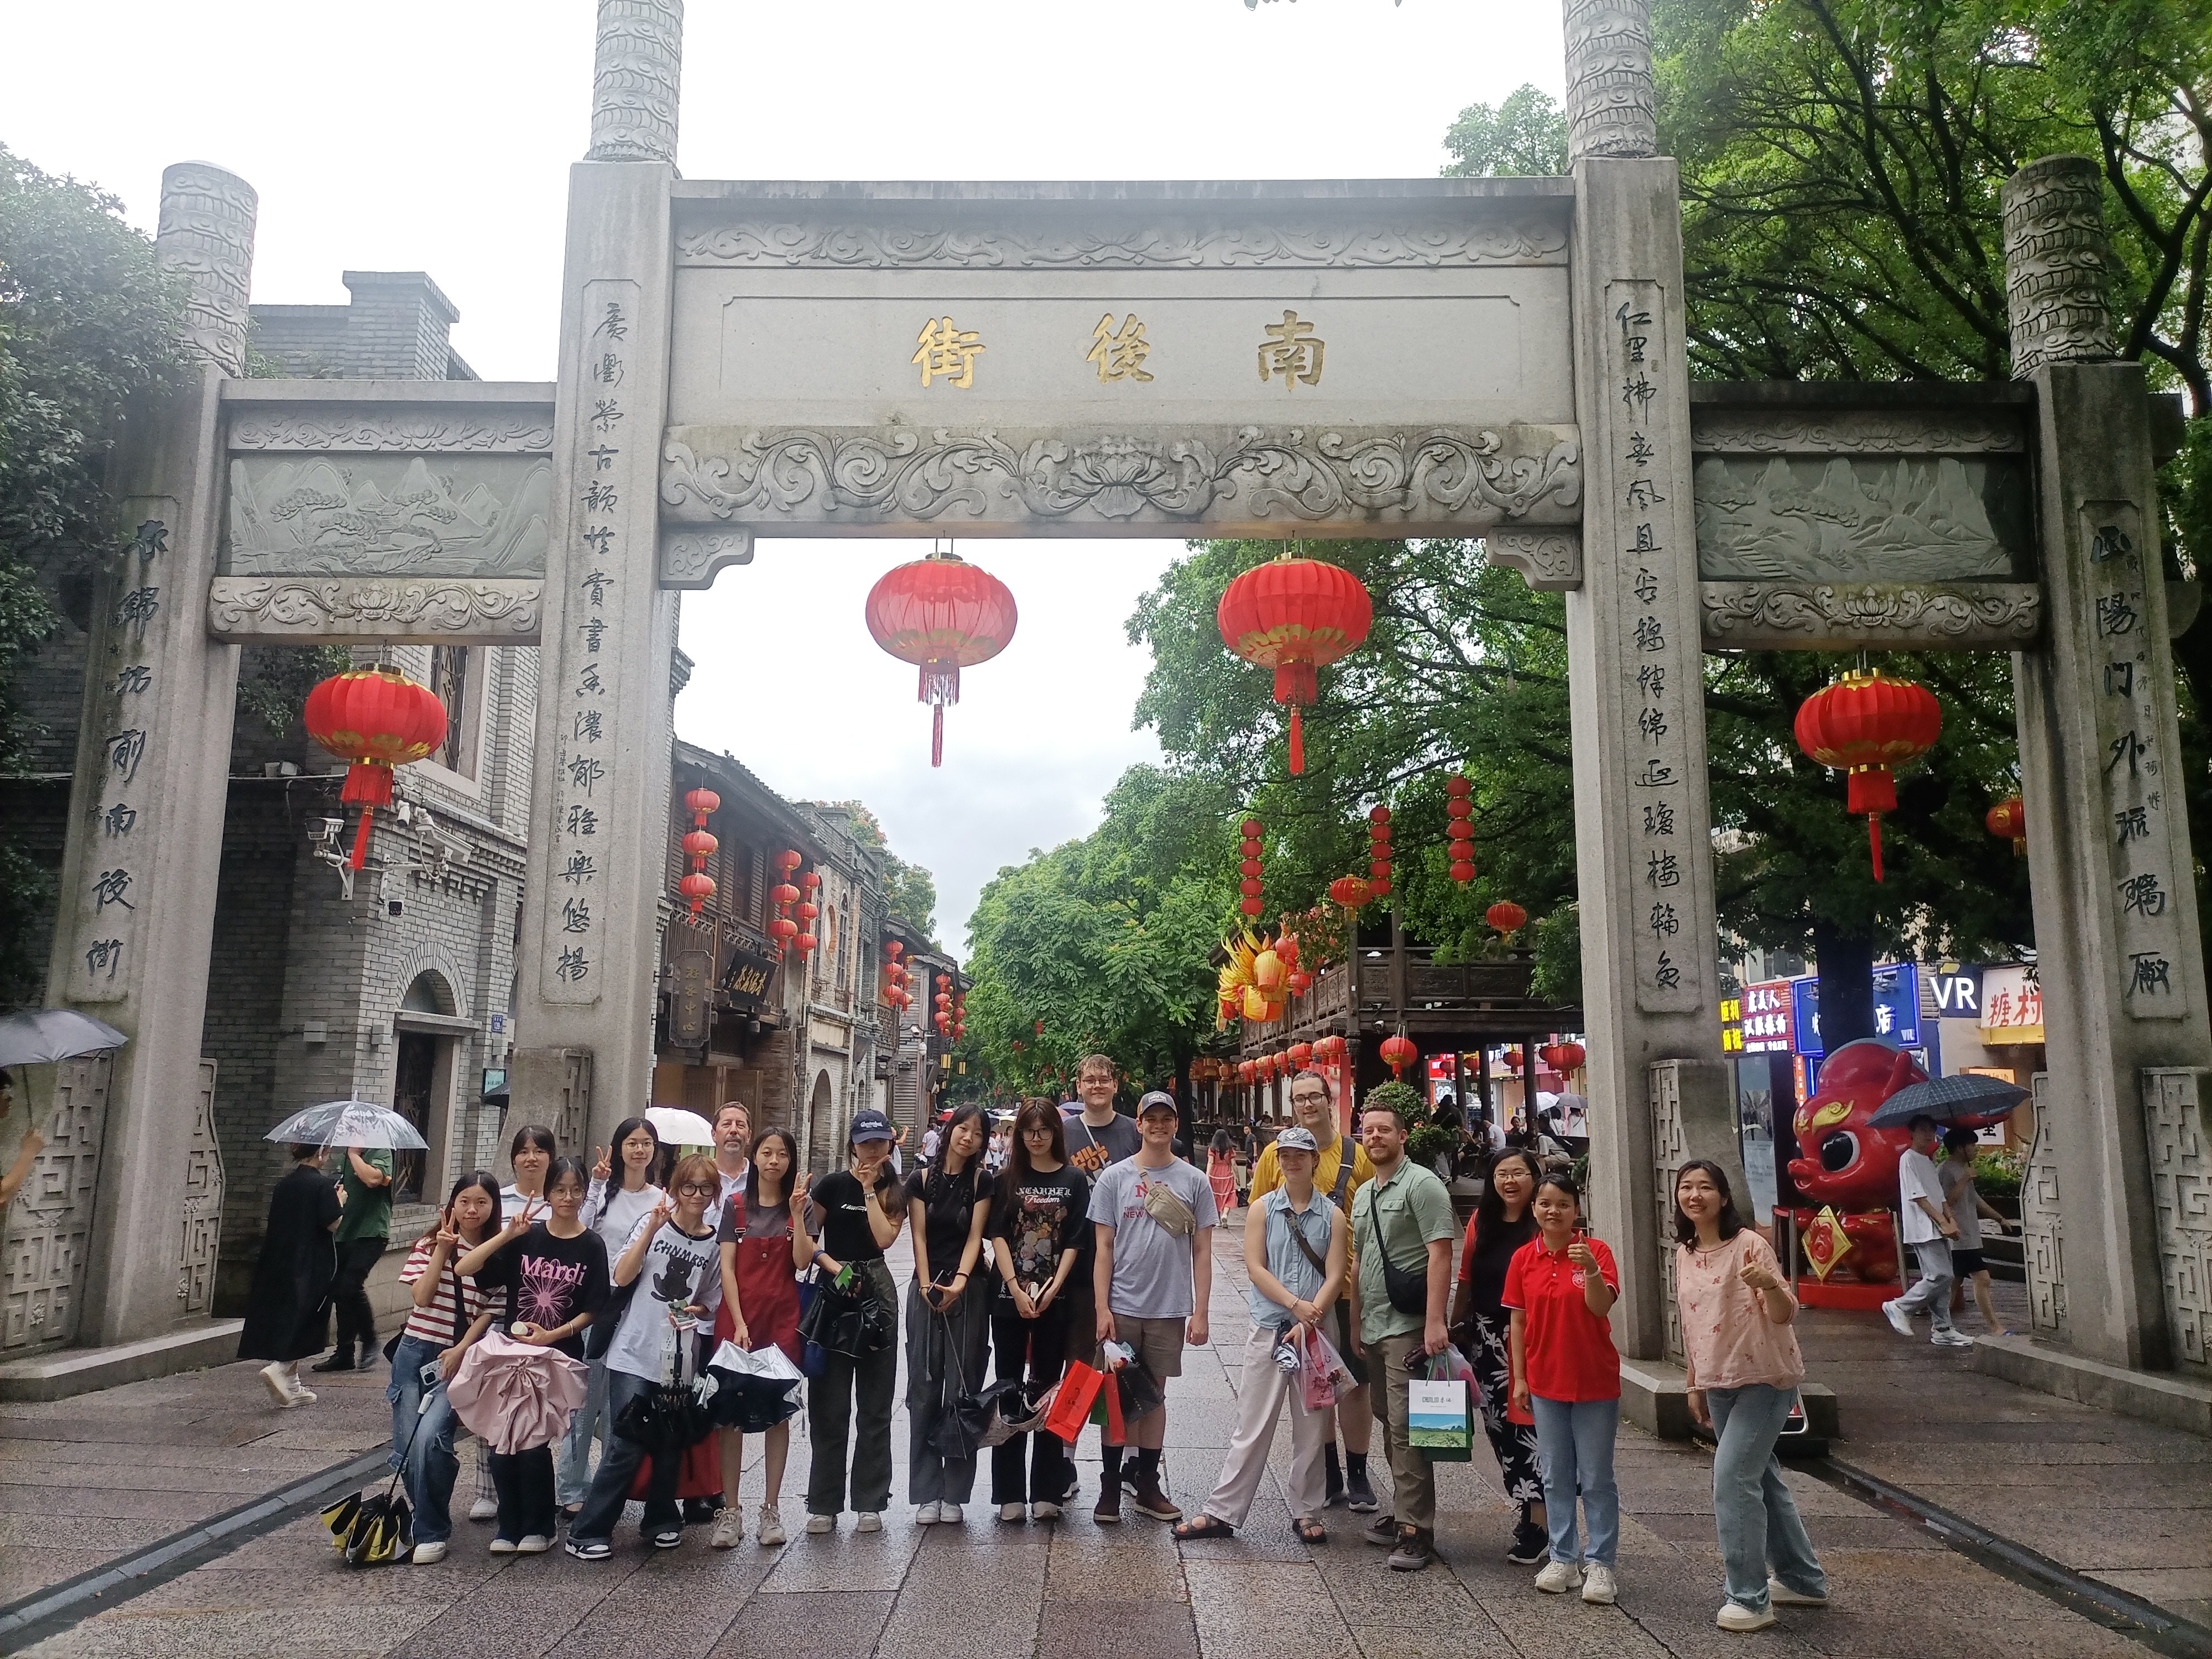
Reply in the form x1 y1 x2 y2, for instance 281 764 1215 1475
679 787 721 917
304 667 448 870
1445 774 1476 883
1314 1033 1348 1064
1793 667 1942 882
794 870 820 957
769 849 801 950
1986 795 2026 857
953 985 968 1041
1379 1030 1417 1079
1487 900 1527 943
1366 805 1393 900
935 972 954 1036
1238 816 1266 918
883 939 914 1012
1540 1041 1587 1076
1216 553 1374 775
865 547 1018 768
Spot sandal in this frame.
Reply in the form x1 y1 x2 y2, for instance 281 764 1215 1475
1172 1515 1235 1541
1294 1517 1329 1544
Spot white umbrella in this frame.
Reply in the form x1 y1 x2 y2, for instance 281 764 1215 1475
0 1010 128 1071
646 1105 717 1147
264 1099 429 1151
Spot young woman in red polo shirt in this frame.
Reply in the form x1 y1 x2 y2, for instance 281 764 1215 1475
1504 1170 1622 1606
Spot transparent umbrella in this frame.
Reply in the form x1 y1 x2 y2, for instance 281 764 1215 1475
264 1099 429 1151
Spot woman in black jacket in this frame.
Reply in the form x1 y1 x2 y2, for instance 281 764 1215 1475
238 1142 343 1407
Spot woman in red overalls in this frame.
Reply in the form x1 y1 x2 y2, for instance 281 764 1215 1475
712 1128 814 1548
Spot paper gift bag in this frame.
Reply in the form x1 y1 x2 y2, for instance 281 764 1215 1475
1042 1359 1105 1442
1407 1366 1474 1462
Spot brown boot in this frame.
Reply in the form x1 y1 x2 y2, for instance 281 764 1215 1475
1130 1473 1181 1522
1092 1485 1121 1525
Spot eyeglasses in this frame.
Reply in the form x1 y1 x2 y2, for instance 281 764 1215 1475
676 1181 718 1197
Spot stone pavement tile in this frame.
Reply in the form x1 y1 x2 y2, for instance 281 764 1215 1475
563 1546 769 1650
758 1523 922 1592
1045 1531 1187 1601
384 1559 640 1659
20 1603 444 1659
1799 1608 2146 1659
1347 1622 1524 1659
1037 1597 1198 1659
1908 1472 2212 1508
20 1488 233 1523
1319 1547 1491 1626
0 1515 166 1555
1185 1558 1355 1652
874 1543 1044 1659
0 1460 327 1495
116 1563 474 1613
0 1552 118 1601
1468 1590 1674 1659
191 1512 361 1573
1633 1510 1937 1554
1996 1517 2212 1573
2089 1567 2212 1605
702 1589 894 1658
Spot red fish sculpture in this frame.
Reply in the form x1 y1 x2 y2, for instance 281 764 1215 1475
1782 1038 1926 1282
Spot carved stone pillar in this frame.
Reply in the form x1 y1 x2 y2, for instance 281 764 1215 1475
587 0 683 165
39 165 254 1347
2021 1074 2069 1340
2006 156 2212 1370
1561 0 1724 1359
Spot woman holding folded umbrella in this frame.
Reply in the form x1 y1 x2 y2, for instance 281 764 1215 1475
904 1102 995 1526
712 1127 813 1548
389 1170 501 1564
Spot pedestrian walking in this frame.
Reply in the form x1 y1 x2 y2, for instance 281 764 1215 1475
1940 1128 2010 1335
1173 1125 1344 1544
389 1170 501 1564
1449 1146 1547 1564
1207 1129 1238 1218
804 1108 906 1534
987 1099 1089 1523
1058 1053 1141 1505
905 1103 995 1525
566 1153 724 1559
1251 1068 1379 1512
558 1116 665 1515
1090 1089 1216 1524
239 1142 344 1407
1883 1114 1973 1347
314 1140 393 1374
1673 1159 1828 1632
456 1155 610 1553
713 1128 812 1548
1348 1095 1456 1572
1506 1170 1623 1604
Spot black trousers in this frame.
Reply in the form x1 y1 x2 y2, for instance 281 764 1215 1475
487 1445 556 1543
331 1236 384 1353
989 1297 1073 1504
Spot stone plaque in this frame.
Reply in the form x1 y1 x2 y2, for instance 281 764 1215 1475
1692 453 2031 582
225 455 553 578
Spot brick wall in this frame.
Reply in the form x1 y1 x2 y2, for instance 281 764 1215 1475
248 272 477 381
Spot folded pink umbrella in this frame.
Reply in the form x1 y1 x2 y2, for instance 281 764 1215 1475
446 1333 588 1454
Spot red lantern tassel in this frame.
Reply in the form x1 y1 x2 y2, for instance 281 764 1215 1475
931 704 945 768
1287 705 1304 775
1845 767 1897 883
1867 815 1884 883
920 660 959 768
349 806 375 870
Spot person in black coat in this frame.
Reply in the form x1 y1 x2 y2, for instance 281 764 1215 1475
238 1143 343 1407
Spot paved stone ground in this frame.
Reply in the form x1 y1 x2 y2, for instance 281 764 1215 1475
2 1225 2167 1659
1796 1277 2212 1631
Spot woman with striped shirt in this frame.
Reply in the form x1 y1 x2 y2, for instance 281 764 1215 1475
389 1170 500 1564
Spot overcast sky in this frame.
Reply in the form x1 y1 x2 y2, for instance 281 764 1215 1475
13 0 1566 952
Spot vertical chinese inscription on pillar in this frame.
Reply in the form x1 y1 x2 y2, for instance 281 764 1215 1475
542 280 638 1006
1610 282 1695 1013
66 509 170 1003
2084 502 2187 1018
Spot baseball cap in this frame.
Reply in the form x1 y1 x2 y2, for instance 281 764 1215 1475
849 1108 895 1143
1136 1090 1178 1118
1275 1126 1319 1153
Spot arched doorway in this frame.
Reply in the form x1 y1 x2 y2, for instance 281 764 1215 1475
392 971 460 1204
805 1070 836 1175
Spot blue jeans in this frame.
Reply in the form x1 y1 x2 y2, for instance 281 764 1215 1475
570 1369 682 1545
1708 1384 1826 1611
1531 1395 1620 1567
385 1334 461 1546
557 1357 612 1507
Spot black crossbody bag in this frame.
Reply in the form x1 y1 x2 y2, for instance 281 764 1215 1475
1361 1180 1431 1316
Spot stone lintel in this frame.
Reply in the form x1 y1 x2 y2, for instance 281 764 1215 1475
1699 580 2042 650
1489 529 1582 591
206 576 542 643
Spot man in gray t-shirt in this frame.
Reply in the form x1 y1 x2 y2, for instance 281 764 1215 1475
1091 1091 1217 1525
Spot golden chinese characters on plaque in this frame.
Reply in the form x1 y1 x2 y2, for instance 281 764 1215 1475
1258 309 1325 390
1086 313 1154 383
913 316 986 389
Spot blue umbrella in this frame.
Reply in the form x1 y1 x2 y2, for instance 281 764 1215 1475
1867 1072 2028 1129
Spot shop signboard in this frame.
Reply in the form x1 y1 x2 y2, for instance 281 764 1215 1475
1790 963 1920 1060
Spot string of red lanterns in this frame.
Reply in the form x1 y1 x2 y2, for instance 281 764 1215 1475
1238 816 1266 918
680 787 720 916
769 849 801 951
1367 805 1394 899
934 971 953 1036
1446 773 1476 883
794 869 820 957
882 939 912 1011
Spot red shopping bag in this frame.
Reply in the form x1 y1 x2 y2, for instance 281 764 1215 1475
1042 1360 1104 1442
1103 1366 1128 1443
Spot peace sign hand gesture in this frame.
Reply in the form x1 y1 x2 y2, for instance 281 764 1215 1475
505 1197 544 1237
788 1174 810 1217
590 1144 612 1182
647 1194 677 1233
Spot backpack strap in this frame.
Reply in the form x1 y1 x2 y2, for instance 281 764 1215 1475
1330 1150 1355 1211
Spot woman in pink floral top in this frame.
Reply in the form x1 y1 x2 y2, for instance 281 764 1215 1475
1673 1159 1828 1634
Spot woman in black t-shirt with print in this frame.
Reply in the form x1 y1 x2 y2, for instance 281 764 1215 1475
1449 1146 1547 1565
986 1098 1090 1523
903 1104 995 1525
802 1109 906 1533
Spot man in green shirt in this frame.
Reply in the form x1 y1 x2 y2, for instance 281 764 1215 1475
316 1145 392 1372
1346 1098 1455 1572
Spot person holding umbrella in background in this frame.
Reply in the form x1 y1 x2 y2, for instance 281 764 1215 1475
0 1011 129 1209
1883 1115 1971 1348
316 1139 393 1374
1942 1126 2012 1335
0 1071 43 1208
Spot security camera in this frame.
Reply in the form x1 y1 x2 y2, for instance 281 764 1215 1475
385 894 406 920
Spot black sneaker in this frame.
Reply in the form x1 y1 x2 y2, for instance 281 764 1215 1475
309 1347 356 1374
1323 1447 1346 1509
1506 1518 1550 1566
683 1496 719 1525
1345 1469 1379 1514
566 1537 612 1561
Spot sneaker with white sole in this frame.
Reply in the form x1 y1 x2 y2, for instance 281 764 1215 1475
1030 1501 1061 1522
516 1534 552 1554
938 1503 962 1525
757 1505 787 1547
1932 1329 1975 1348
289 1386 317 1406
488 1537 519 1554
855 1511 883 1533
1881 1299 1916 1337
649 1529 682 1550
711 1507 744 1549
1767 1578 1829 1606
1534 1559 1584 1594
1581 1563 1619 1604
259 1363 294 1406
469 1496 499 1522
566 1537 612 1561
805 1512 834 1535
410 1541 448 1565
998 1501 1027 1523
1717 1602 1775 1632
915 1501 942 1525
1363 1511 1398 1546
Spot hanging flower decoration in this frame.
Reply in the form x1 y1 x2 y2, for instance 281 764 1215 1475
1986 795 2026 857
304 667 448 870
864 545 1018 767
1446 773 1476 883
1486 900 1527 945
1792 666 1942 882
679 787 721 917
1379 1030 1417 1079
1238 816 1266 919
1215 551 1374 776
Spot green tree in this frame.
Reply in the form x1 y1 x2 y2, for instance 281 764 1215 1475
833 802 940 943
1442 85 1569 180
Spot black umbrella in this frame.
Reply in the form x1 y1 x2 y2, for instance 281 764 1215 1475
1867 1072 2028 1129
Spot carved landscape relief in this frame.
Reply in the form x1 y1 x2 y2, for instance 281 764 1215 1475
225 454 552 577
1692 453 2030 582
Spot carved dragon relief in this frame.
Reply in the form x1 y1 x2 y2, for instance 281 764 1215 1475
206 576 542 642
1699 581 2041 650
659 425 1582 530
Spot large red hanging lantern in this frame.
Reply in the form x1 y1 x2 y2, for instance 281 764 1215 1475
1379 1031 1417 1078
1793 667 1942 882
1328 874 1372 912
1216 552 1373 775
1288 1040 1313 1069
1446 773 1476 882
304 667 448 870
1487 900 1527 943
1986 795 2026 857
865 547 1018 766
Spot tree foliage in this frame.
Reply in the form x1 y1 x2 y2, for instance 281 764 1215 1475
1441 85 1569 180
828 802 940 943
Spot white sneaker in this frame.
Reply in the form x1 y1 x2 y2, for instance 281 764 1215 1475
999 1501 1027 1523
516 1534 552 1554
711 1506 744 1549
938 1503 962 1525
1534 1559 1584 1594
468 1496 498 1522
1717 1602 1775 1631
1767 1578 1829 1606
409 1541 448 1564
289 1385 317 1406
1882 1299 1915 1337
488 1537 518 1554
757 1504 787 1547
855 1511 883 1533
1581 1563 1619 1605
259 1363 294 1406
1932 1329 1975 1348
1030 1501 1061 1521
915 1501 941 1525
805 1512 834 1534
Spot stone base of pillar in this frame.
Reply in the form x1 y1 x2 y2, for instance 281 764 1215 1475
0 1318 243 1404
1969 1333 2212 1438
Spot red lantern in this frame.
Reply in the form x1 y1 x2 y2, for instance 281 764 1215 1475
794 931 816 956
1487 900 1527 942
1557 1041 1586 1072
685 787 721 820
1379 1031 1417 1078
800 870 820 893
304 667 448 870
796 901 818 924
886 939 904 960
1288 1040 1313 1069
683 829 718 860
769 916 798 945
865 547 1018 766
1216 554 1374 775
1328 875 1372 911
1287 970 1312 995
775 849 801 876
1793 667 1943 882
1986 795 2027 857
771 881 800 909
679 870 716 914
